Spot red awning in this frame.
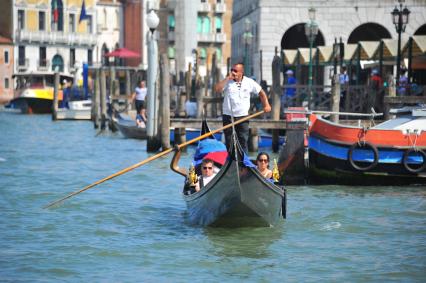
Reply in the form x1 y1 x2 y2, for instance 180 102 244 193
104 48 140 58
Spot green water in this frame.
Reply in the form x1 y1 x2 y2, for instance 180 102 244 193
0 112 425 282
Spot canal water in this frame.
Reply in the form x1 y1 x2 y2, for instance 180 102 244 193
0 111 425 282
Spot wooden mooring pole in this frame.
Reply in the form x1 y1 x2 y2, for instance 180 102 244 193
52 71 59 121
271 52 282 152
160 53 171 150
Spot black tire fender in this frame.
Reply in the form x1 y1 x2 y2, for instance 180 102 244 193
402 149 426 173
348 142 379 171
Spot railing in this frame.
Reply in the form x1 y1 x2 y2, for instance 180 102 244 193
168 31 175 41
15 29 97 46
16 58 29 70
197 33 215 42
215 33 226 43
215 3 226 13
37 59 50 71
168 0 177 9
198 3 211 12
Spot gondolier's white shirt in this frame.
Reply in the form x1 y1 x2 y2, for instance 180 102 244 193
135 86 147 101
222 76 261 117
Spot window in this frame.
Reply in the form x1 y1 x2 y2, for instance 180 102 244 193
215 47 222 62
202 16 210 33
51 0 64 31
88 49 93 65
87 15 92 33
103 9 107 28
5 78 10 89
18 46 25 66
69 14 75 32
18 10 25 30
39 11 45 31
215 16 222 33
197 16 202 33
4 50 9 64
39 47 47 66
168 14 175 32
70 48 75 67
115 11 119 30
168 46 175 59
199 47 207 64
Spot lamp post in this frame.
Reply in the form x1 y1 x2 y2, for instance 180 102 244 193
146 9 160 151
243 18 253 76
305 7 318 108
391 0 410 87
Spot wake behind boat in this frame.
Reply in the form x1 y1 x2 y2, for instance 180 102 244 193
170 121 286 227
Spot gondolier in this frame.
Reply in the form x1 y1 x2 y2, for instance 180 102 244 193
132 80 147 123
215 62 271 152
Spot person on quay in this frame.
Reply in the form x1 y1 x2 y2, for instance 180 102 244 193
282 69 296 116
339 65 349 108
256 152 272 179
398 68 409 96
214 62 271 153
194 159 218 192
131 80 147 123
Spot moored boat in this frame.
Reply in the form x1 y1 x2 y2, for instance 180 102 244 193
170 122 286 227
112 112 147 139
8 72 73 114
308 109 426 185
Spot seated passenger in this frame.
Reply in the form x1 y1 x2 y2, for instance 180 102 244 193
256 152 272 179
136 113 145 128
194 159 218 192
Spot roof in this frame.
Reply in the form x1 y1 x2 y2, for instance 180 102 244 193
0 35 12 44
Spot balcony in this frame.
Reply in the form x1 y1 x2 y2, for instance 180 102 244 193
16 58 29 71
37 59 50 71
197 33 215 43
215 33 226 43
167 0 177 10
69 62 77 72
215 3 226 13
15 29 97 46
198 3 211 13
168 31 175 41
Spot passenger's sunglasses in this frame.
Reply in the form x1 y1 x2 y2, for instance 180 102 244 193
257 159 268 163
203 166 213 170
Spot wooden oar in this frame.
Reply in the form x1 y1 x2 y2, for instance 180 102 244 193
44 110 265 209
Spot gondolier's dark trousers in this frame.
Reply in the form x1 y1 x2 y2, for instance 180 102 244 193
223 114 249 153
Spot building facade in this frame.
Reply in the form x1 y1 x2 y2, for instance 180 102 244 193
10 0 98 77
232 0 426 85
158 0 233 77
0 36 14 104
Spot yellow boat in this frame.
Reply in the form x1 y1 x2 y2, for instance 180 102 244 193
9 72 71 114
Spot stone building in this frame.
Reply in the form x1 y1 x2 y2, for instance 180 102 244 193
157 0 233 77
5 0 98 76
0 36 14 104
232 0 426 85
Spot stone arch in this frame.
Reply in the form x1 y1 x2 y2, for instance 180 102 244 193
281 23 325 49
414 24 426 35
281 23 326 85
51 54 64 72
347 22 391 43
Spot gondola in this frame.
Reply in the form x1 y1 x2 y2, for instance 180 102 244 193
170 120 286 227
111 112 147 139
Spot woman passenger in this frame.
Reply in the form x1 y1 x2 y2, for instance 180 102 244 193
256 152 272 179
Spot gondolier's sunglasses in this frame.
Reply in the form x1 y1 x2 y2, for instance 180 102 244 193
203 166 213 170
231 68 238 73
